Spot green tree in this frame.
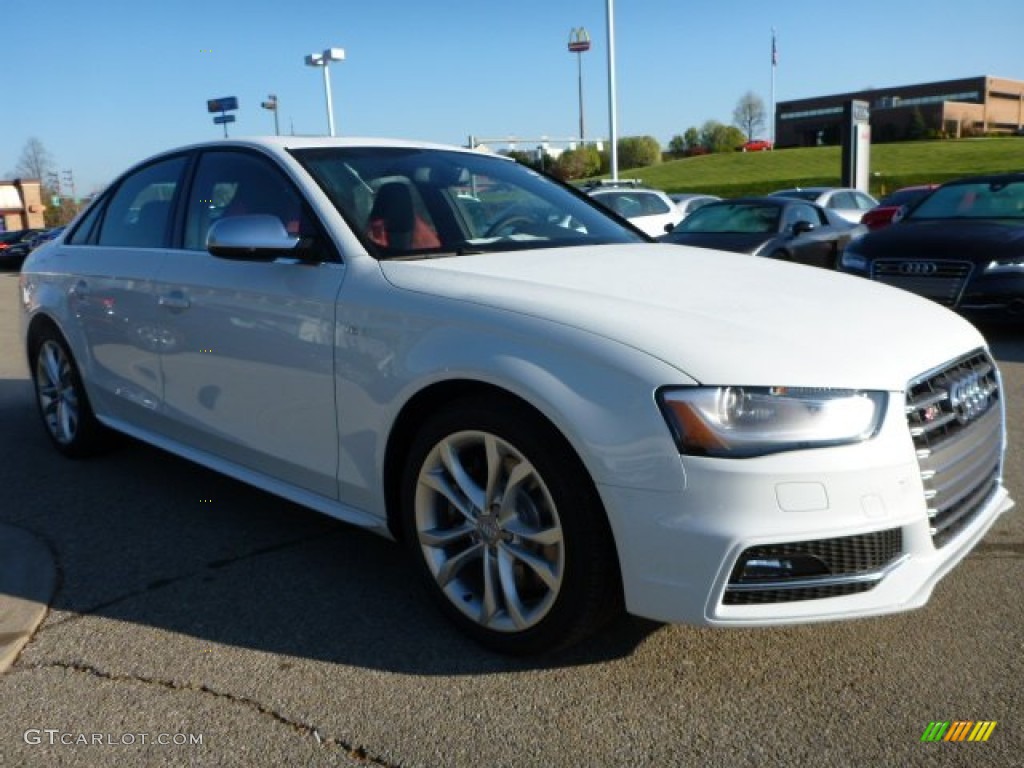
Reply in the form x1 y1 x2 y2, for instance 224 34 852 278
683 127 701 154
699 121 746 153
668 135 687 157
617 136 662 170
555 145 602 180
733 91 767 141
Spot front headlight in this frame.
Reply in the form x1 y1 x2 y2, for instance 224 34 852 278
839 248 868 271
984 257 1024 274
658 386 887 457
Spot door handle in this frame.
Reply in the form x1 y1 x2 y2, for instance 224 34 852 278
158 291 191 311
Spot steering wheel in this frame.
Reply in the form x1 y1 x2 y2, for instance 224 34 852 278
484 213 536 238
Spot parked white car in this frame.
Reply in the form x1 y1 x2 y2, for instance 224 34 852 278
585 181 684 236
20 137 1013 654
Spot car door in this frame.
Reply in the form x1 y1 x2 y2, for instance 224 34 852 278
783 203 835 268
152 148 346 499
57 154 188 431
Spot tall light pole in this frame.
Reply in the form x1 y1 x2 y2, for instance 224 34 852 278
606 0 619 180
568 28 590 144
305 47 345 136
261 93 280 136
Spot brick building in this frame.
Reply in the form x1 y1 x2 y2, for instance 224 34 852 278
0 178 46 231
775 75 1024 147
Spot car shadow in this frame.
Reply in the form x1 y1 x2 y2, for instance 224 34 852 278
0 378 659 675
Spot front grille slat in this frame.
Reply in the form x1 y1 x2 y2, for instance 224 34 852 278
906 350 1003 548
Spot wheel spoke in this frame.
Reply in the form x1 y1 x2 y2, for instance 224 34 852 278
483 434 502 509
500 540 560 591
480 548 500 625
439 439 485 511
435 541 484 587
496 546 528 629
421 468 475 522
504 519 563 547
418 521 475 548
41 344 63 388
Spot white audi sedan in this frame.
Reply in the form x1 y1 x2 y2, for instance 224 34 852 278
20 138 1013 654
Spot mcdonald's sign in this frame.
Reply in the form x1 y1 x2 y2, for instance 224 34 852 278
920 721 997 742
568 28 591 53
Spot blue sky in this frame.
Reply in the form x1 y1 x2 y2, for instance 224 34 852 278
5 0 1023 194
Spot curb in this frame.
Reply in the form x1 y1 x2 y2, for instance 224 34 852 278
0 524 56 673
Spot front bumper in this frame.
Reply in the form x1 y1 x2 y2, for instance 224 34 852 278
600 381 1013 626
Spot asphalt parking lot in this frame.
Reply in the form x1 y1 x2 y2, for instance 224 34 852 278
0 270 1021 767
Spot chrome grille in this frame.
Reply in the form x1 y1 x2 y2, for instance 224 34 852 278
906 350 1003 548
872 260 973 306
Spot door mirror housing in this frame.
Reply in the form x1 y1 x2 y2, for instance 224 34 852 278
207 214 302 261
791 220 815 236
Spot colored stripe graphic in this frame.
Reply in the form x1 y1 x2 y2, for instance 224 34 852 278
921 721 997 742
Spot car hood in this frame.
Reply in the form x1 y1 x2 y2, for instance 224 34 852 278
855 219 1024 260
379 243 984 389
661 232 771 254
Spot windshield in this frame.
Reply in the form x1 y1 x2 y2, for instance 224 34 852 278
676 203 780 234
907 179 1024 222
292 147 645 259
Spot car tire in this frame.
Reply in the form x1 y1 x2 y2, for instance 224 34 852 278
400 395 622 655
29 326 112 458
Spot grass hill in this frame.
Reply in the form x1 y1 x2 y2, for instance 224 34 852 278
625 138 1024 198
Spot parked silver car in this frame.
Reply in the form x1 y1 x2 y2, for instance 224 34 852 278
769 187 878 224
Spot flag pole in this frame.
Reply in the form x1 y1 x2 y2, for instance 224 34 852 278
770 28 777 147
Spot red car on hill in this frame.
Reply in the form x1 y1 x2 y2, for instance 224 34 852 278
740 139 773 152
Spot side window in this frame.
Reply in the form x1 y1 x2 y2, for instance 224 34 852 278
97 156 186 247
184 151 315 251
854 191 876 210
830 192 856 209
784 203 820 228
66 199 105 245
638 193 671 216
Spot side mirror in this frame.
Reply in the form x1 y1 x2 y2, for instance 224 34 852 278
664 222 676 233
792 220 815 236
891 205 908 224
207 214 302 261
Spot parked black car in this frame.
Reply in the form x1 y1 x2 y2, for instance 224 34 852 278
839 173 1024 323
0 228 46 269
659 197 865 269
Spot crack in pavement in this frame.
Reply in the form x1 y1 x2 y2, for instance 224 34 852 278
26 659 398 767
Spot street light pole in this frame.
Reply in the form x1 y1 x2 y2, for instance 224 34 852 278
261 94 280 136
568 28 591 144
305 47 346 136
606 0 619 180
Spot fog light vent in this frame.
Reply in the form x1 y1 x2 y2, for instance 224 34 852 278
724 528 903 605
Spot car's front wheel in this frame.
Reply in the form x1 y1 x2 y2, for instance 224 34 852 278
30 326 111 457
400 397 621 654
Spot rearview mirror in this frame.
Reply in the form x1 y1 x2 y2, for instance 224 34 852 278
792 220 815 236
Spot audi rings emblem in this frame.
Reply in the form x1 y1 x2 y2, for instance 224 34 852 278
947 370 989 424
899 261 938 276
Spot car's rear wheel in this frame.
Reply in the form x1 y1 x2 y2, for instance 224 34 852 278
400 396 621 654
30 326 111 457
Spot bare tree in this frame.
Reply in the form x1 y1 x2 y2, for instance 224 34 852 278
732 92 767 141
15 137 54 181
